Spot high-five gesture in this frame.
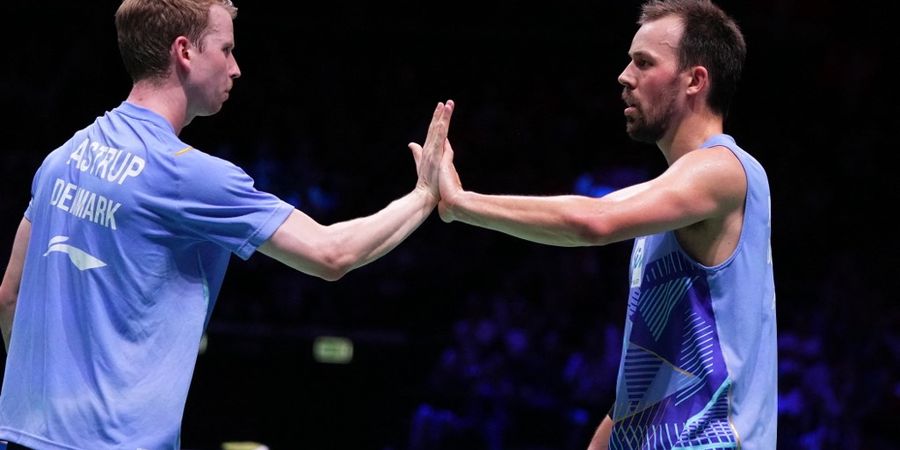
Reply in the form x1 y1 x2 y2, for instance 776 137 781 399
409 100 454 203
259 99 457 280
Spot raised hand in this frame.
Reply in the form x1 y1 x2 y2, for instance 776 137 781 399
408 100 454 204
438 138 463 223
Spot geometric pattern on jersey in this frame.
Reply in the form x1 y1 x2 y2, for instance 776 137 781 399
611 251 737 449
610 379 737 449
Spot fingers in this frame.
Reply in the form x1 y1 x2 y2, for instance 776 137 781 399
421 100 455 170
414 99 455 203
432 101 444 123
426 102 446 145
440 100 454 139
426 100 454 149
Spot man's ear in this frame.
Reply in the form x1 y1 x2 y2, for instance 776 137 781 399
172 36 192 71
686 65 709 96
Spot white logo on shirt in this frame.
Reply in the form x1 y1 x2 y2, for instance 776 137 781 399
631 237 646 288
44 235 107 271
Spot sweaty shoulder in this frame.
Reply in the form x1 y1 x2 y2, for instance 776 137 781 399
666 145 749 265
669 145 747 209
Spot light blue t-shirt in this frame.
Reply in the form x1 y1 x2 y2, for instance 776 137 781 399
0 102 294 449
609 135 777 449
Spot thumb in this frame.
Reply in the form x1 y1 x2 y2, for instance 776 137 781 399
440 140 455 169
408 142 423 165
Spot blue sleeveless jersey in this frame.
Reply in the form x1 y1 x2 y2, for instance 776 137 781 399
609 135 777 449
0 102 294 449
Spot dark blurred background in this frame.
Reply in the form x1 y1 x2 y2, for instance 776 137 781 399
1 1 897 449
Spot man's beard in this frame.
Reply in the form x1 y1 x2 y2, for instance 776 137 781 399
625 113 667 144
623 87 678 144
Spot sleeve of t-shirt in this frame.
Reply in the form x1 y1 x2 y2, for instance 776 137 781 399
24 156 48 222
159 150 295 260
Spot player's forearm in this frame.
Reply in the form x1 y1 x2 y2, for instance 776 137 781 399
328 187 437 273
0 281 18 351
1 218 30 351
0 296 14 351
447 190 612 247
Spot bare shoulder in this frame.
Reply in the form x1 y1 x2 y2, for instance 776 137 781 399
667 145 747 204
669 146 748 264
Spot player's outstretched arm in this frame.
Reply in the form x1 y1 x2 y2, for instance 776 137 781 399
438 142 745 248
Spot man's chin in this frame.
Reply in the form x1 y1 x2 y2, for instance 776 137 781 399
625 125 661 144
199 104 224 117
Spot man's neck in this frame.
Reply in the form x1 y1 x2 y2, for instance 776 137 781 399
658 112 724 166
126 79 189 135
